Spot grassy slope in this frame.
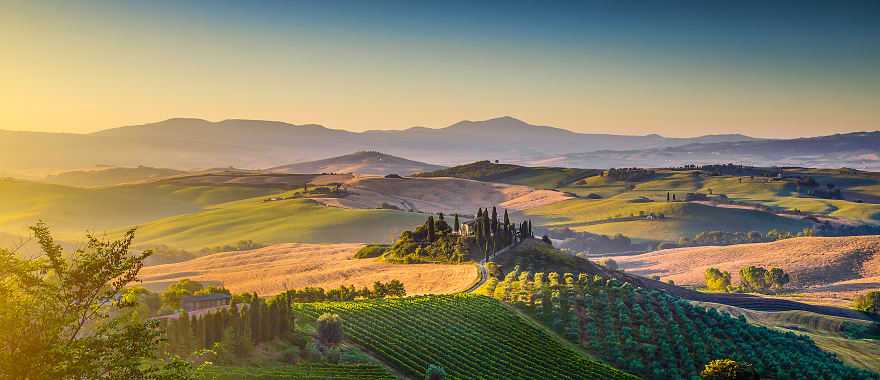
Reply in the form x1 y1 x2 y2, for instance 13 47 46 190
698 175 880 224
0 179 281 240
524 197 808 242
293 294 635 379
42 166 185 188
416 160 598 189
128 195 426 250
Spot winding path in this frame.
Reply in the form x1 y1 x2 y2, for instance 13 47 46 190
463 240 523 293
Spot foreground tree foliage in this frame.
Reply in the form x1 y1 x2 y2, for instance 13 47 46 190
0 223 198 380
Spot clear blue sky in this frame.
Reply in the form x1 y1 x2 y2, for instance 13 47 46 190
2 0 878 137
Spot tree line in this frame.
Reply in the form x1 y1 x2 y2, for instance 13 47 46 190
704 266 790 294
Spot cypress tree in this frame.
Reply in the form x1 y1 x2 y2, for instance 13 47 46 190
491 207 498 235
453 214 460 233
503 209 510 229
426 216 436 242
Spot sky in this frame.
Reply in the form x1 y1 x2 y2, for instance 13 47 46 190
1 0 878 138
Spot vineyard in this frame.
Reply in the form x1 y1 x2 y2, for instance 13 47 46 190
292 294 635 379
481 268 878 379
202 363 396 380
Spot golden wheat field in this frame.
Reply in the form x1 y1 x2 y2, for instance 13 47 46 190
139 243 479 296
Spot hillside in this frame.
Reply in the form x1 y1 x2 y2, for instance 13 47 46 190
124 195 426 250
609 235 880 305
479 270 875 379
268 151 444 176
312 176 569 214
523 197 810 243
42 166 185 187
293 294 635 379
138 243 477 295
415 160 599 188
0 178 282 241
0 116 760 175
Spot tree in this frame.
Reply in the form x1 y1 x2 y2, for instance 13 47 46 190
426 216 436 242
852 291 880 314
738 266 769 292
161 279 204 309
0 223 199 379
704 268 732 292
453 214 460 233
316 313 344 347
764 267 790 291
425 364 447 380
599 258 618 271
700 359 758 379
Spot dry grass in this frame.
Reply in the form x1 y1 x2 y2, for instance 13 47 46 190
608 236 880 303
139 243 478 296
315 176 539 214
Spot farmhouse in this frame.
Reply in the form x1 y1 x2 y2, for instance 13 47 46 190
180 293 230 312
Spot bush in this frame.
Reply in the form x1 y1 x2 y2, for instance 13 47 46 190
700 359 758 379
598 258 618 271
425 364 447 380
317 313 344 347
852 291 880 314
354 244 389 259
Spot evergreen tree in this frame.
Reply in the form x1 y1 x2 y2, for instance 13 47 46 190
453 214 460 233
491 207 498 235
426 216 436 242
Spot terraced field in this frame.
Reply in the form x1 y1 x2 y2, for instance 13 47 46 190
293 294 635 380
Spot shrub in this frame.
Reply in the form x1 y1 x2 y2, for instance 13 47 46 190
700 359 758 379
316 313 344 347
599 258 618 271
425 364 447 380
852 291 880 314
354 244 389 259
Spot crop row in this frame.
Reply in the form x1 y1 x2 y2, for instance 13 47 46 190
293 294 636 380
201 363 396 380
484 269 877 380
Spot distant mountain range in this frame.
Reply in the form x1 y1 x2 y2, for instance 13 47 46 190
268 151 444 176
535 131 880 170
0 116 876 175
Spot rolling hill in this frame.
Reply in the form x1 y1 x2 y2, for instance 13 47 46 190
609 235 880 306
312 175 569 214
121 195 426 250
42 166 186 187
523 197 810 243
138 243 478 295
268 151 444 176
415 160 599 188
0 178 282 241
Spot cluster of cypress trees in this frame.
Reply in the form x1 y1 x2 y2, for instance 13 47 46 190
473 207 533 261
163 294 293 358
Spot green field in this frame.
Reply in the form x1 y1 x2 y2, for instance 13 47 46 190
0 178 281 240
293 294 635 379
0 178 425 251
125 196 425 250
523 198 809 242
416 160 598 189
